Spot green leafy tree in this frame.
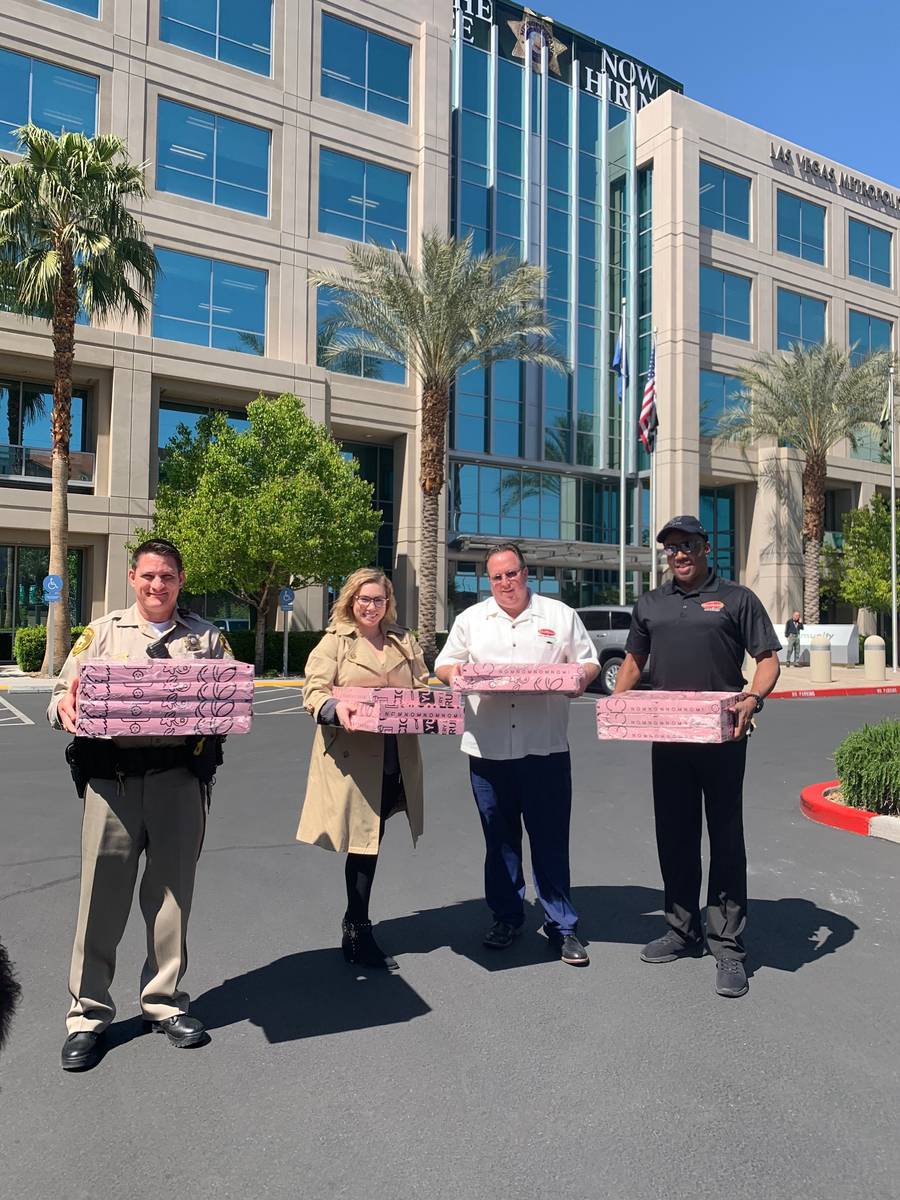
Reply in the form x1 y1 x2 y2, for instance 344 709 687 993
148 392 380 672
715 341 892 622
835 494 899 618
309 231 568 666
0 125 157 672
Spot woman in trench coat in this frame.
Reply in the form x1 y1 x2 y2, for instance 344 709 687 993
298 567 428 970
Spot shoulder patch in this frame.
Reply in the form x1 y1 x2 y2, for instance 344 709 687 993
72 628 95 655
220 635 235 658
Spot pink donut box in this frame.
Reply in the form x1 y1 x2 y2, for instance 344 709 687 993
76 660 255 737
452 661 586 695
332 686 465 734
595 691 742 743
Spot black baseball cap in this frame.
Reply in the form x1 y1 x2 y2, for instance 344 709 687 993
656 515 708 543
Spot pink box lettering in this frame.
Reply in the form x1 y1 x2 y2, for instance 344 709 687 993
595 691 741 743
333 686 461 710
332 687 464 734
76 660 255 737
453 662 585 695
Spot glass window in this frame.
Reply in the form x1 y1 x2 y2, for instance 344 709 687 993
848 217 892 287
699 266 751 340
318 148 408 251
156 98 269 216
153 247 267 354
699 160 750 239
316 289 405 384
848 309 892 365
160 0 272 76
321 14 410 124
700 487 735 579
699 370 744 437
47 0 99 14
777 288 825 351
776 191 825 265
158 400 249 482
0 48 97 153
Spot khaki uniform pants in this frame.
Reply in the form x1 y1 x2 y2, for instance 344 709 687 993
67 767 205 1034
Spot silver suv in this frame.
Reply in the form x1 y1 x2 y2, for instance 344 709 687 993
577 605 636 695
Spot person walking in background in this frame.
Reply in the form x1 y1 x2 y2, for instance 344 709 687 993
614 516 781 999
784 611 804 666
299 568 429 972
435 543 599 966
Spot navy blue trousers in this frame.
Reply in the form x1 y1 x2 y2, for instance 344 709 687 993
468 751 578 936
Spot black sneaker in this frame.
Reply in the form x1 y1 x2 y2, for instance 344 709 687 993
483 920 522 949
715 957 748 998
640 930 705 963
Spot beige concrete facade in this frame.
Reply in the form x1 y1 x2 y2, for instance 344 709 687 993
638 92 898 626
0 0 452 650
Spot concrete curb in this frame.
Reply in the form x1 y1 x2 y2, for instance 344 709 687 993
772 684 900 699
800 780 900 844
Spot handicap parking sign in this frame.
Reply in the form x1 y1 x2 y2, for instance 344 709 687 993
43 574 64 603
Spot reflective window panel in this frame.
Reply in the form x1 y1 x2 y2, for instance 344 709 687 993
160 0 272 76
699 160 750 240
316 289 405 384
0 48 97 152
848 217 891 287
153 247 267 354
776 191 825 265
776 288 826 351
156 98 270 215
318 148 408 251
321 14 410 124
699 266 751 341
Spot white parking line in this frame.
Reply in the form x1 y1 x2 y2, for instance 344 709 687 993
253 691 301 705
0 695 34 726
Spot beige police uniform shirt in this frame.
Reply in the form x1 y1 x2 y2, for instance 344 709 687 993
435 592 598 761
48 603 232 746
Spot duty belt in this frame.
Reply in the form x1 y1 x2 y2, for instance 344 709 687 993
93 743 192 779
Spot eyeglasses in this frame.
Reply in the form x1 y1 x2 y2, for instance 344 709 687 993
662 540 705 557
489 567 525 584
355 595 387 609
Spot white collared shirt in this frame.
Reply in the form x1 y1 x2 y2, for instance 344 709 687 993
436 592 599 760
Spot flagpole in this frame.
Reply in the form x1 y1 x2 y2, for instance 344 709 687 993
619 295 627 605
650 327 659 590
890 365 897 673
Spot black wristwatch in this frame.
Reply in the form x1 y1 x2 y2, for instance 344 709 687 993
744 692 764 713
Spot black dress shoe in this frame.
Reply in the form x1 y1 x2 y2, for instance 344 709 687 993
341 918 399 971
61 1030 103 1071
482 920 522 950
147 1014 207 1047
541 924 590 965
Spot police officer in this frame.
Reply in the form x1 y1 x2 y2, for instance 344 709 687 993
49 539 231 1070
614 516 781 998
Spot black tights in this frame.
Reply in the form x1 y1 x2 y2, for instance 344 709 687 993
344 773 400 923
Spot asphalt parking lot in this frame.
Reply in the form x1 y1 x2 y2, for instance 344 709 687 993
2 690 899 1200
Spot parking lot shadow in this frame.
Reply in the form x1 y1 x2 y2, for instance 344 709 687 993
192 948 431 1044
378 885 858 978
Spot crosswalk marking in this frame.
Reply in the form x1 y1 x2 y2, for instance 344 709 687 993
0 695 34 726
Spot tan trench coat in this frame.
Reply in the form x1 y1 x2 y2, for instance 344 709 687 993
297 621 429 855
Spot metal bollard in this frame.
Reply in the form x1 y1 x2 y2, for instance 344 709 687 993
809 633 832 684
863 635 886 682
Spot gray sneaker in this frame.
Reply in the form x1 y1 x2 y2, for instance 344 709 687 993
715 957 748 997
640 930 705 963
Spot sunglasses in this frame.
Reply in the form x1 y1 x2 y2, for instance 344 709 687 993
489 567 525 584
662 540 706 556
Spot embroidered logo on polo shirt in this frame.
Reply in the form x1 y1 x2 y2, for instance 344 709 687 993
538 628 556 636
701 601 725 612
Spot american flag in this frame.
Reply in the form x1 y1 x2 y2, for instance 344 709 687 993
639 341 658 453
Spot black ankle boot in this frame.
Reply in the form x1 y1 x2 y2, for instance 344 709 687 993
341 917 399 971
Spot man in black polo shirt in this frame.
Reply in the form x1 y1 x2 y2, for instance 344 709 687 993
614 515 781 998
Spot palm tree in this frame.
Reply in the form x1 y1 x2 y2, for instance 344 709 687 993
715 340 892 622
309 231 568 665
0 125 157 672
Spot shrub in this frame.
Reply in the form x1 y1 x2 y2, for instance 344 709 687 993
833 720 900 816
14 626 86 672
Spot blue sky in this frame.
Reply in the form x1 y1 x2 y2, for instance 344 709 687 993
545 1 900 187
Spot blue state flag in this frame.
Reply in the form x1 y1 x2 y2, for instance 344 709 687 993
612 315 628 402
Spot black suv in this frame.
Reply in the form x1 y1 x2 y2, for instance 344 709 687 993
577 605 636 695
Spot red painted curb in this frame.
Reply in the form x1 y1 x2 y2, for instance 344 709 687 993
771 684 900 699
799 780 875 837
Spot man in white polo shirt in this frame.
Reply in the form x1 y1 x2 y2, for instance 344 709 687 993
435 543 599 965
